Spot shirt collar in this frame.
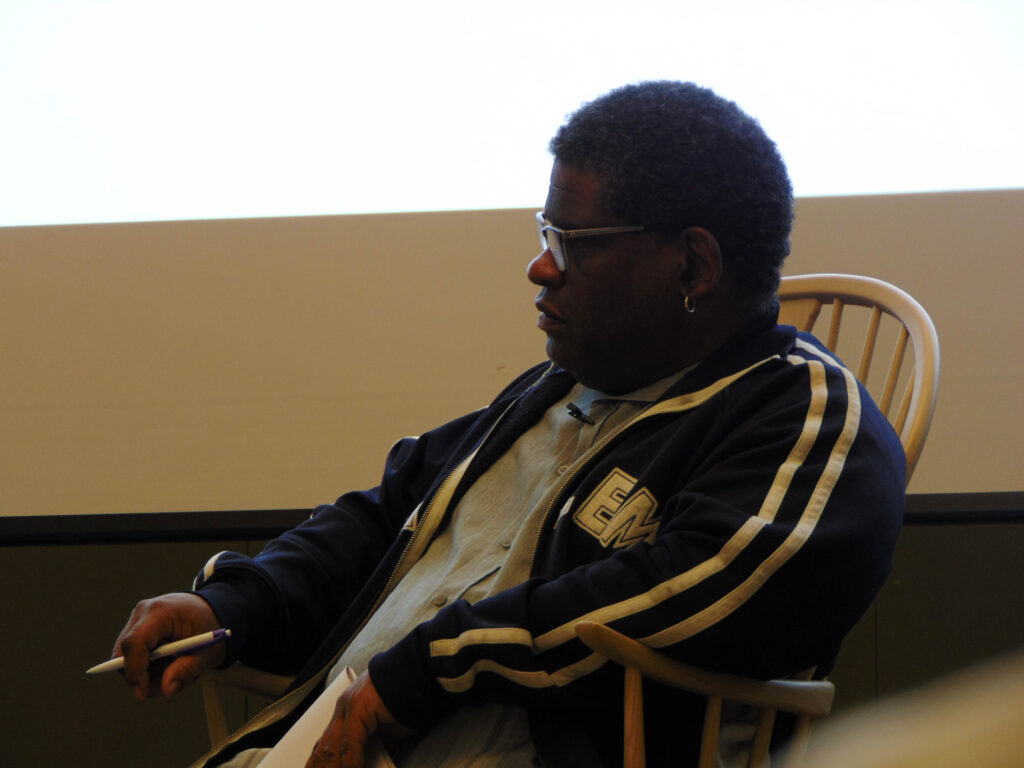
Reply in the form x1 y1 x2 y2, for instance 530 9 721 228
573 362 700 410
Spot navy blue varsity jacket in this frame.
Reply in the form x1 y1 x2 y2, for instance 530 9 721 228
190 318 905 767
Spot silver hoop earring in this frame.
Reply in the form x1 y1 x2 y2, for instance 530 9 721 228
684 295 696 313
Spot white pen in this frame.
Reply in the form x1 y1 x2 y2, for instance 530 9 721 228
86 628 231 674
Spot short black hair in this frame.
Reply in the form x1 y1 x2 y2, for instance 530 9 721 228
549 81 793 306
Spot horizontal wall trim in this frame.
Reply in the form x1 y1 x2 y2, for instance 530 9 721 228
0 508 312 546
2 492 1022 546
903 491 1024 525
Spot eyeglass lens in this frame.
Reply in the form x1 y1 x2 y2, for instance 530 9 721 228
537 220 567 271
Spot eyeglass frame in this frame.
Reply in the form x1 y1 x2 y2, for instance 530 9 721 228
535 211 646 272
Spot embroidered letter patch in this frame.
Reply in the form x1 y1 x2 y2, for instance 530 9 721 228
572 468 661 548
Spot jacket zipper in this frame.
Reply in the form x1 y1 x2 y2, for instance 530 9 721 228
373 363 554 608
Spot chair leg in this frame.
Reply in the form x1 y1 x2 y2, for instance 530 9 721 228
779 714 814 768
201 676 229 747
624 666 646 768
748 708 777 768
698 695 723 768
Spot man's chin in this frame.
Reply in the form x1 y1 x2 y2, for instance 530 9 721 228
546 344 632 393
546 341 594 385
545 339 573 372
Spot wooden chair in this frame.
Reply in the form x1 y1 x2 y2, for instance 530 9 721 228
574 274 940 768
777 273 940 481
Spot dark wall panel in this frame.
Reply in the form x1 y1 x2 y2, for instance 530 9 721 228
0 541 246 767
3 516 1022 765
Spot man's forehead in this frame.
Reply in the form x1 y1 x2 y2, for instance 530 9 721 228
545 163 607 224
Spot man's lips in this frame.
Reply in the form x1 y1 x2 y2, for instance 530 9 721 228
535 301 565 331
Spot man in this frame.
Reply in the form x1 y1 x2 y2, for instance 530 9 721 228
111 81 905 768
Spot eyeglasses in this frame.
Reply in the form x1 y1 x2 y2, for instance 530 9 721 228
535 211 645 272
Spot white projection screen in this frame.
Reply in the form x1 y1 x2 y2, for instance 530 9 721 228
2 0 1023 517
2 0 1022 225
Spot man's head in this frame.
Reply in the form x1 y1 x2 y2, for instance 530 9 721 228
548 81 793 308
528 81 792 394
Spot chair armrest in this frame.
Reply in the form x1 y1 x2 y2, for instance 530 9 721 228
574 621 834 717
201 664 295 747
204 664 294 699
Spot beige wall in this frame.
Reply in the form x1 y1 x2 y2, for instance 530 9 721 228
2 189 1022 516
787 189 1024 496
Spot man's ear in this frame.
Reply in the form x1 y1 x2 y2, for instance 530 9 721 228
676 227 723 299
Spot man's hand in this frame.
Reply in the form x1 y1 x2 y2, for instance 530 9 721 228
305 671 415 768
112 592 224 701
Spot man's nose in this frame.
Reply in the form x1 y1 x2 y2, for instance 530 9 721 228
527 247 564 286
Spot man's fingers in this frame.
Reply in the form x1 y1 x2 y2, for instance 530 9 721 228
330 696 365 768
305 692 369 768
117 632 161 699
113 599 176 697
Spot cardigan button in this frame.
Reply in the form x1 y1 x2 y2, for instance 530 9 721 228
432 594 448 608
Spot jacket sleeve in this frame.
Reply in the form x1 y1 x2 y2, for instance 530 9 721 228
367 351 906 730
193 409 484 672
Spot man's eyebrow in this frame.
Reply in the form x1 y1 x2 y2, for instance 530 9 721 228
542 213 579 230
